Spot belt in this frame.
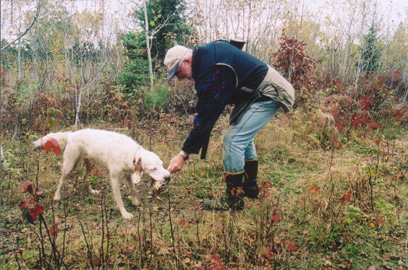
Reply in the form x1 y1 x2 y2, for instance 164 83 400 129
254 96 272 103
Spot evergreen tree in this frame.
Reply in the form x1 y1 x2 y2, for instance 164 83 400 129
136 0 190 61
119 0 191 92
118 32 150 93
358 23 382 73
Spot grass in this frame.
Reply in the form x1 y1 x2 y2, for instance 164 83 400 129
1 111 407 269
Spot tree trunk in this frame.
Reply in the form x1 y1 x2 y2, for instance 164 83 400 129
17 5 22 82
144 0 154 92
74 56 84 130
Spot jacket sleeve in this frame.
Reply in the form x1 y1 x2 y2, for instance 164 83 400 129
182 66 236 154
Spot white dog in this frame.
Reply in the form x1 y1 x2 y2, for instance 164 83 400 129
33 129 171 219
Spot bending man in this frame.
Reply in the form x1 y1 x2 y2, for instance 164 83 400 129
164 40 295 210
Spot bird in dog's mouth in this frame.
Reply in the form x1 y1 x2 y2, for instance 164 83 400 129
151 177 170 201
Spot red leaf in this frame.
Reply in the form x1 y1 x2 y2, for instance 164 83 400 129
283 241 297 252
20 199 45 224
336 125 344 132
34 202 45 216
310 186 320 192
49 224 59 237
29 208 38 222
341 191 351 201
375 139 381 146
272 211 281 222
19 200 28 211
22 181 34 195
210 254 225 270
179 218 186 226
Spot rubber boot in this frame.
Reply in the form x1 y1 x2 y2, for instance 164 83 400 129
243 160 259 198
204 173 245 211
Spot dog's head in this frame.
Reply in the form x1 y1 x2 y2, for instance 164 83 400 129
134 149 171 194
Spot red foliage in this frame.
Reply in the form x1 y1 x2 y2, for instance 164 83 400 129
273 33 315 107
283 241 297 252
22 181 34 195
210 254 225 270
392 104 408 121
272 211 281 223
19 198 45 224
310 186 320 192
49 224 60 238
322 71 406 136
341 191 352 202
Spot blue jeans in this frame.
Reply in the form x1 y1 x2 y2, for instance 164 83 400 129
223 99 281 173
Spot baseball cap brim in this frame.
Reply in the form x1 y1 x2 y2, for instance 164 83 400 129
167 62 179 82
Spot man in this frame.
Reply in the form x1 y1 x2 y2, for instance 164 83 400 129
164 40 295 210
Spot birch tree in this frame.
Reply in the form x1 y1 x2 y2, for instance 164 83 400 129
143 0 154 91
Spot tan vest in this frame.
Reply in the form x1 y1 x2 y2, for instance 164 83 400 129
230 65 295 125
257 65 295 113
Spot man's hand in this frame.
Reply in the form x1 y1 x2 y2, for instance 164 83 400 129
167 154 185 173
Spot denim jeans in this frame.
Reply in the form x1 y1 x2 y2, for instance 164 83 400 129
223 99 281 173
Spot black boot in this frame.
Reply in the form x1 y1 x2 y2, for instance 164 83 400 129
243 160 259 198
204 173 245 211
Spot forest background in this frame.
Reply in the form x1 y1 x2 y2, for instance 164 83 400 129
0 0 408 269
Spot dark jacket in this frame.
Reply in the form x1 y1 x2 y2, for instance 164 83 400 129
181 40 272 157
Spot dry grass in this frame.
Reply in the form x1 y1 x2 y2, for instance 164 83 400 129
1 110 407 269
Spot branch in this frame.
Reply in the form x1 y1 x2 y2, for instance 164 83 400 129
150 14 174 38
1 1 41 52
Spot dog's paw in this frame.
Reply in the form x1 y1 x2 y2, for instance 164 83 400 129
130 197 140 206
53 193 61 201
122 212 134 219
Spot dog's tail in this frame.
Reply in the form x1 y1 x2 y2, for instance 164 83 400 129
32 132 72 149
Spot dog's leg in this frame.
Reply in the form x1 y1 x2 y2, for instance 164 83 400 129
110 174 133 219
84 159 100 195
55 149 78 200
131 172 142 184
126 175 140 206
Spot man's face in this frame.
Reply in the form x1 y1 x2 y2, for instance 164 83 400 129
175 57 193 80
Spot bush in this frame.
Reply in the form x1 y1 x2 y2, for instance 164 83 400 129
143 84 169 111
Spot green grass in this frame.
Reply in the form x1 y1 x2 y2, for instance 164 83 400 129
1 113 407 269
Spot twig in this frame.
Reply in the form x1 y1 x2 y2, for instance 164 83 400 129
137 208 143 265
62 201 68 260
38 216 46 267
149 209 153 249
167 187 178 268
77 217 95 269
13 243 22 270
39 214 68 269
1 1 41 52
100 185 106 270
195 210 200 246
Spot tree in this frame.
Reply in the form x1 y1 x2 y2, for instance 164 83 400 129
118 32 150 93
1 0 41 53
357 22 382 74
136 0 190 61
118 0 191 93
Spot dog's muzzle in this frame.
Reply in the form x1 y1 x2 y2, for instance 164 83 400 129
151 176 171 197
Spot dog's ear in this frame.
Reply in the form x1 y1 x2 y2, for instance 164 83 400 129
133 157 142 173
